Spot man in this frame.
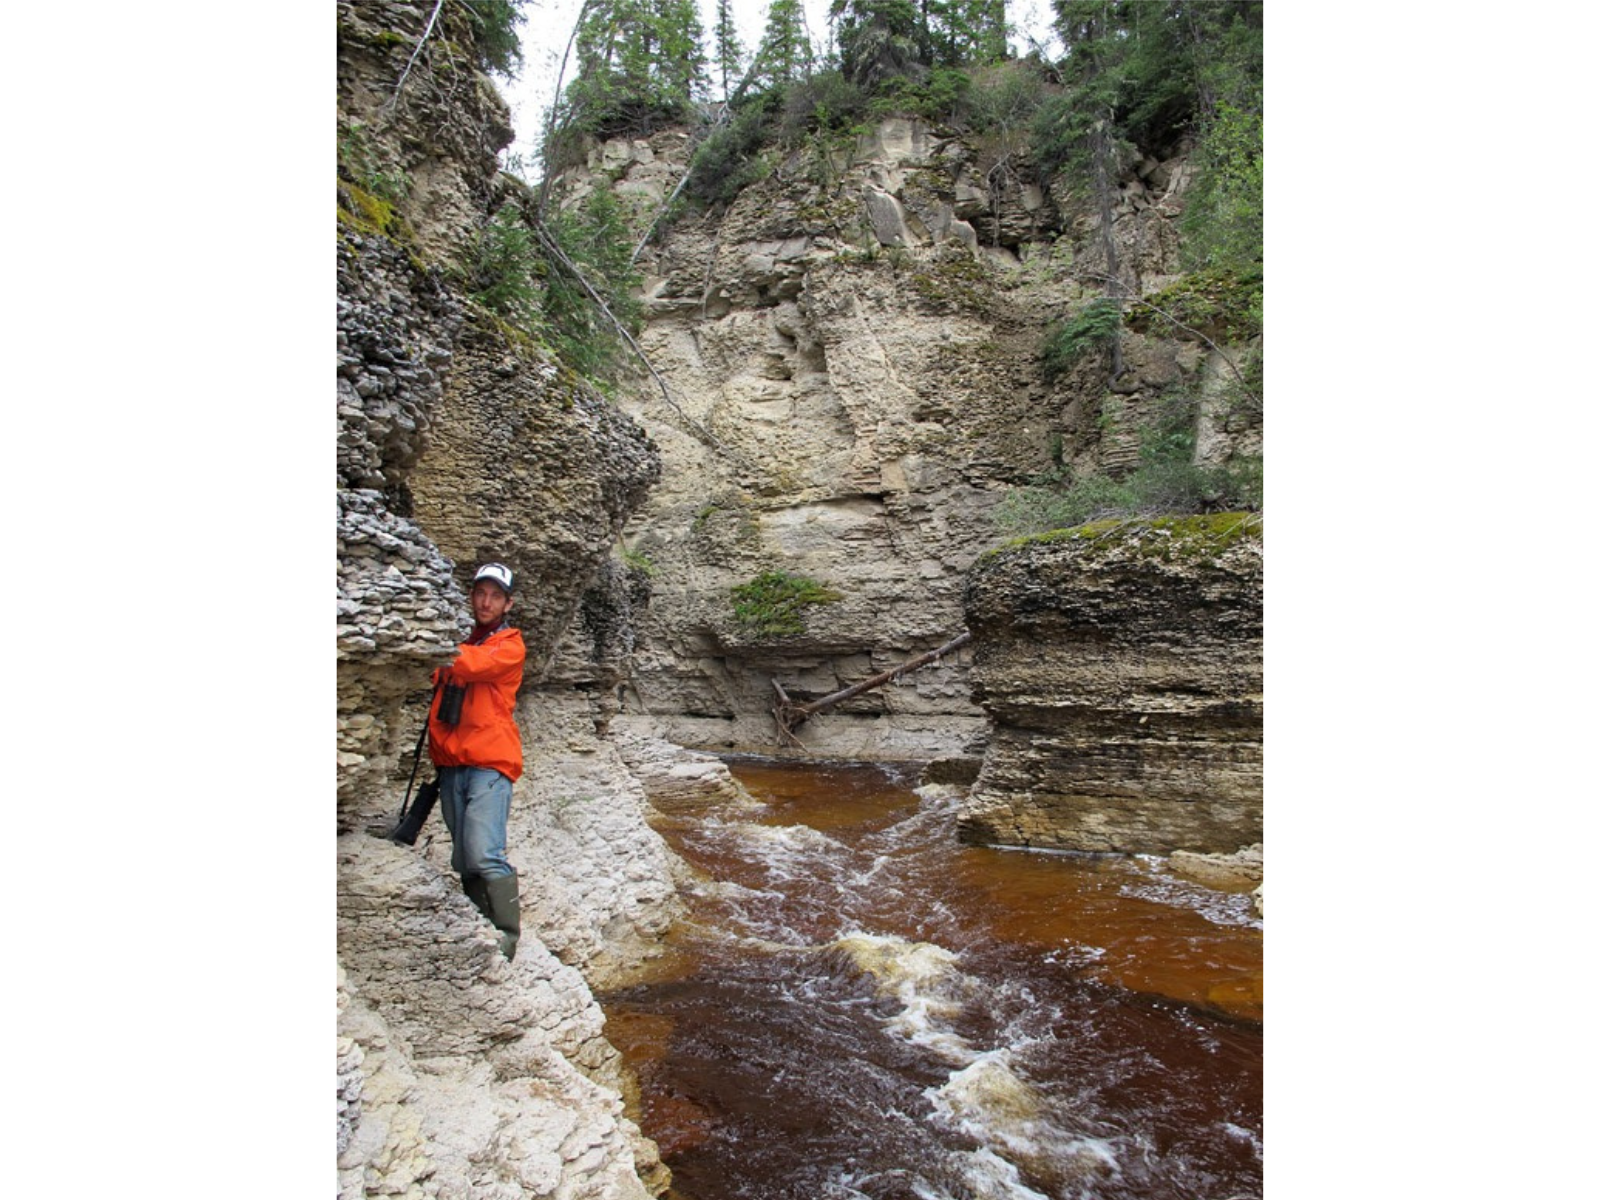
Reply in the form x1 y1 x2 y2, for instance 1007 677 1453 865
428 561 526 960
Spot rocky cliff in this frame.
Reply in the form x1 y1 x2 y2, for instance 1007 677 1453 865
336 3 679 1196
335 12 1264 1188
574 115 1260 760
958 516 1263 854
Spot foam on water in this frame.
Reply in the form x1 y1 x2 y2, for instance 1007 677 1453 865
946 1148 1055 1200
926 1052 1124 1194
1118 862 1261 929
828 931 977 1061
1222 1120 1264 1160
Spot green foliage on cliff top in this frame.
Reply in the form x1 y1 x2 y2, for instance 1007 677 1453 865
730 570 843 636
984 512 1263 565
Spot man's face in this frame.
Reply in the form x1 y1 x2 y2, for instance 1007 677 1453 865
471 580 513 626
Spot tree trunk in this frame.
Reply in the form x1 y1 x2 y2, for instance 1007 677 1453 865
770 632 973 746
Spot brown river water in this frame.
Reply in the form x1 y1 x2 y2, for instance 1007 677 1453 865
600 758 1263 1200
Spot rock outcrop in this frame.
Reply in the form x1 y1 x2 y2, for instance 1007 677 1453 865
337 3 676 1195
957 516 1262 854
563 115 1259 760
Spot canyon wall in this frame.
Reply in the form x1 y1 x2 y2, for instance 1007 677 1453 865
336 4 677 1196
958 517 1263 854
582 116 1259 760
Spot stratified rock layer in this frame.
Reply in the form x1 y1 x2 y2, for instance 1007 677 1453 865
958 517 1262 853
337 3 672 1196
575 115 1259 759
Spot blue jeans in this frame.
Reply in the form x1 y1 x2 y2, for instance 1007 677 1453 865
436 766 513 879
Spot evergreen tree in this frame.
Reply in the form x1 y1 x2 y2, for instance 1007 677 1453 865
755 0 814 87
1032 2 1261 278
713 0 746 99
564 0 708 137
925 0 1007 67
1038 0 1133 370
831 0 931 87
829 0 1005 84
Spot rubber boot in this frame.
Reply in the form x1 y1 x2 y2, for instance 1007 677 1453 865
462 873 491 919
482 872 521 961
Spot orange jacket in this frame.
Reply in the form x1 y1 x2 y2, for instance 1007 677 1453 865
427 625 525 782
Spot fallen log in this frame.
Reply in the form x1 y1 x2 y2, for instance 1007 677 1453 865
771 631 973 747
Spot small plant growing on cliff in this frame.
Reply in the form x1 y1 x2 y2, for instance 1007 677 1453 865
338 122 410 203
469 209 542 328
730 570 842 637
684 101 775 209
1040 299 1122 380
620 547 657 577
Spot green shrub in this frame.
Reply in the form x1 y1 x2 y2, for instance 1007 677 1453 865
469 209 542 328
997 387 1261 533
954 60 1049 135
541 184 643 383
1040 299 1122 380
996 458 1261 533
338 122 410 204
620 547 657 577
1181 100 1263 279
778 70 869 139
865 66 970 120
729 570 843 636
684 103 775 209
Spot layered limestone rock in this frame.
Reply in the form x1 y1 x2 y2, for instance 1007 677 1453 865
337 3 676 1195
958 517 1262 854
336 853 661 1200
570 117 1257 759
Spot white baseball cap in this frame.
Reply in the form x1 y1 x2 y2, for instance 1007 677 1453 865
473 562 515 593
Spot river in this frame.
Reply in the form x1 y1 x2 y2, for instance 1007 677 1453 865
600 757 1263 1200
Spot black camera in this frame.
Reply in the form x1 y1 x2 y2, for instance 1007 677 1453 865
437 681 467 726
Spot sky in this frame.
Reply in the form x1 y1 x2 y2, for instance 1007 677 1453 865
499 0 1062 170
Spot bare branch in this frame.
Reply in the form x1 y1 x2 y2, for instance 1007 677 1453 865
385 0 448 113
535 0 594 222
770 632 973 743
531 218 751 468
629 104 733 267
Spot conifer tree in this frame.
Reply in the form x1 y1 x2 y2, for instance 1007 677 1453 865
755 0 814 87
713 0 745 99
924 0 1007 66
831 0 931 87
1034 0 1262 278
565 0 709 136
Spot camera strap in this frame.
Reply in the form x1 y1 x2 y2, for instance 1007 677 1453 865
398 682 440 821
